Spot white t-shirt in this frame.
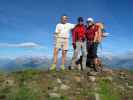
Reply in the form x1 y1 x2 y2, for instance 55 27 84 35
55 23 75 38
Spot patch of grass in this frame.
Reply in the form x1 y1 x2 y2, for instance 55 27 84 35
80 88 94 96
128 70 133 75
12 69 41 85
0 69 132 100
7 85 39 100
128 80 133 86
47 96 69 100
0 88 10 100
98 79 121 100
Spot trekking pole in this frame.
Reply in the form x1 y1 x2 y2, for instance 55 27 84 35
68 34 74 54
99 32 112 60
99 42 104 59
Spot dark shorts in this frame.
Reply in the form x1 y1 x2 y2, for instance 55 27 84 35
87 42 99 59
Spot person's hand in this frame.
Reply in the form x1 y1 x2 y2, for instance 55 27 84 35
93 40 99 43
54 32 61 37
93 40 97 43
55 32 60 35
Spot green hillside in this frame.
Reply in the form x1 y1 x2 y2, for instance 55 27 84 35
0 69 133 100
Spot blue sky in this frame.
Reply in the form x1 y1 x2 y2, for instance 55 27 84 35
0 0 133 58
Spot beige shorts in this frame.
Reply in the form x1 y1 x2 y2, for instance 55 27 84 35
54 37 69 50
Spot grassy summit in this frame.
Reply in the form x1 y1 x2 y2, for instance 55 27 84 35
0 69 133 100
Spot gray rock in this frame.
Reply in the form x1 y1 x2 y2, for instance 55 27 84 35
88 76 96 82
95 93 100 100
57 78 62 84
60 84 70 90
4 79 14 86
53 87 58 92
87 71 98 76
126 83 133 89
48 93 61 98
117 85 125 91
127 85 133 89
74 76 81 83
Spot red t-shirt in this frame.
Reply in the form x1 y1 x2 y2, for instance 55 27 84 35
86 25 99 42
72 24 86 44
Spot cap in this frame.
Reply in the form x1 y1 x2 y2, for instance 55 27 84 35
87 17 94 22
78 17 84 22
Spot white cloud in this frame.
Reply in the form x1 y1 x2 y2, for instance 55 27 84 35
0 42 41 48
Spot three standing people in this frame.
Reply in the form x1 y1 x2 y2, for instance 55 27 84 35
51 15 104 71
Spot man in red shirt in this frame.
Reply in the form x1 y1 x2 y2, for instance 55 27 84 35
71 17 87 70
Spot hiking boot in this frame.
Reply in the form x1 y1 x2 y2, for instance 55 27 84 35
50 64 56 71
68 66 74 70
60 65 65 71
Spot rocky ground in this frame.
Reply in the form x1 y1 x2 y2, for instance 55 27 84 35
0 68 133 100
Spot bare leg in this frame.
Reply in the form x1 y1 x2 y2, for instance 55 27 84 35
53 48 58 64
93 57 99 71
62 50 67 65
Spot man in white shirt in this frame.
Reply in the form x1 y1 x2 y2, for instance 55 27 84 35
50 15 75 71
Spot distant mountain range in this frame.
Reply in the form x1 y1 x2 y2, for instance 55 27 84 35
0 52 133 72
0 56 51 72
102 51 133 69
